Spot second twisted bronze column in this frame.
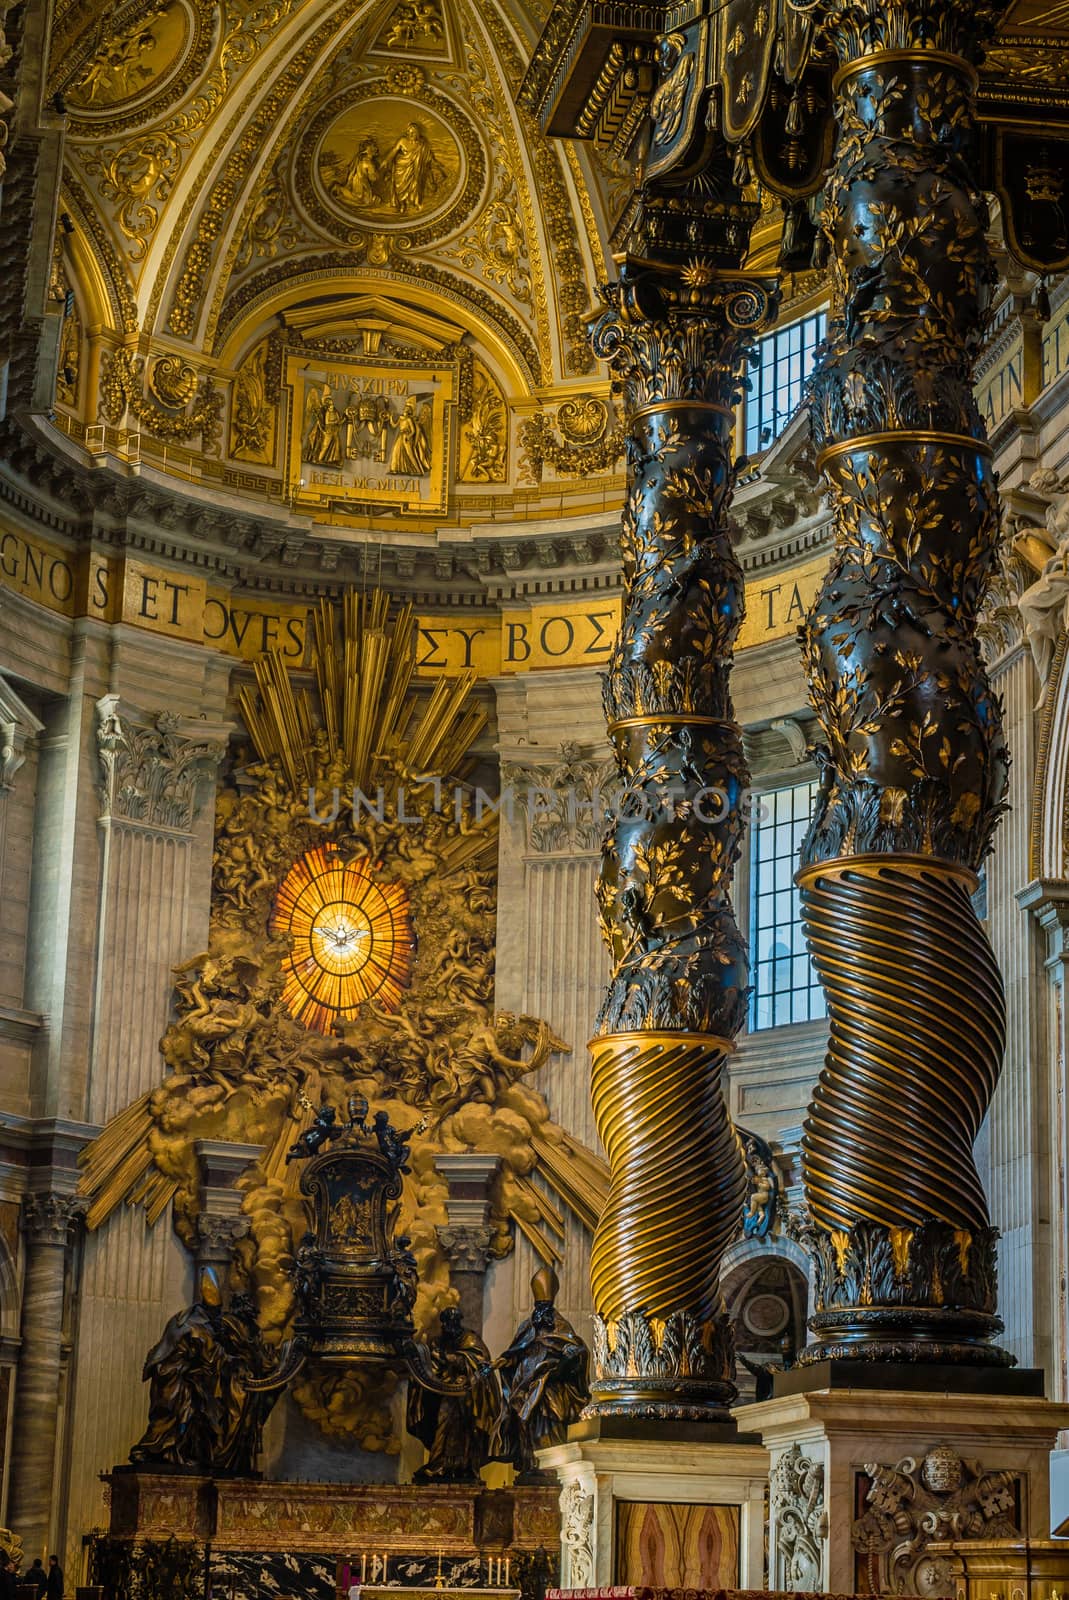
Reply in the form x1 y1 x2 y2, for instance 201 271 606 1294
798 0 1012 1365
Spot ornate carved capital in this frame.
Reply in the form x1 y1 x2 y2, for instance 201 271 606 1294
590 266 775 418
96 696 226 830
435 1224 494 1273
814 0 1002 64
0 673 43 791
194 1213 250 1260
501 743 618 855
22 1192 87 1246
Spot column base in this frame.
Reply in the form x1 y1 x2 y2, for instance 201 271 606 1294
537 1419 768 1590
800 1305 1012 1368
744 1384 1069 1594
775 1359 1046 1398
583 1382 736 1424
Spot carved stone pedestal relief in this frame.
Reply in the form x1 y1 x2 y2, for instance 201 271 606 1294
748 1387 1069 1595
769 1442 827 1590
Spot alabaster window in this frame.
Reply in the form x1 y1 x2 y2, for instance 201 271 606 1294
748 779 826 1030
743 309 827 457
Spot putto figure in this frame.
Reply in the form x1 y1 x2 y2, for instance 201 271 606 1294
492 1266 589 1476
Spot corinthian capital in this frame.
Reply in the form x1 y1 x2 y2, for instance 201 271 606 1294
501 743 619 855
96 695 226 830
0 672 43 791
22 1192 87 1246
435 1224 494 1273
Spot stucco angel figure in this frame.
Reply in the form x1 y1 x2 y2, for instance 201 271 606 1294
160 952 263 1081
1015 467 1069 697
429 1011 569 1117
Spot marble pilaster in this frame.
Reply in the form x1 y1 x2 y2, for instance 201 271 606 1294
6 1192 85 1556
63 696 228 1568
1017 877 1069 1409
985 644 1052 1378
0 671 44 1113
433 1153 500 1332
192 1138 261 1283
492 668 610 1345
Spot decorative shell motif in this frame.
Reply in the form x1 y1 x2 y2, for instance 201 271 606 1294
556 394 609 444
149 353 198 409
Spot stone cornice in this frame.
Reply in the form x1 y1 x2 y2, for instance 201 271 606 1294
0 1007 43 1046
0 408 836 606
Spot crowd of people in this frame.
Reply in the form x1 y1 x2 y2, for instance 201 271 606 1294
0 1555 62 1600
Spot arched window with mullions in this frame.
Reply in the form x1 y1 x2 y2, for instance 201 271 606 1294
748 779 827 1030
743 309 827 458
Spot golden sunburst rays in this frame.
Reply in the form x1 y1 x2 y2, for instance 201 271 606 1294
238 589 487 798
270 843 413 1033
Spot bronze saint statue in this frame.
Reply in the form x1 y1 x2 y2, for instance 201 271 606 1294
491 1266 589 1476
406 1307 500 1482
129 1270 279 1472
216 1293 282 1474
129 1268 231 1468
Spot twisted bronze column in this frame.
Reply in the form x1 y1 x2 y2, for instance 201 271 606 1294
588 218 776 1417
799 0 1012 1365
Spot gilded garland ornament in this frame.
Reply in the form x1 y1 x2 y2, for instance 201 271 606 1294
584 164 776 1418
797 0 1012 1364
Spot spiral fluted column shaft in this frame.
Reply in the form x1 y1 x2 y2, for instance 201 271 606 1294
802 860 1004 1233
799 0 1011 1363
586 255 775 1417
590 1033 744 1323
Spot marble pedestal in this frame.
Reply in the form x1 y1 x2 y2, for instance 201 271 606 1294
745 1381 1069 1596
537 1422 769 1590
